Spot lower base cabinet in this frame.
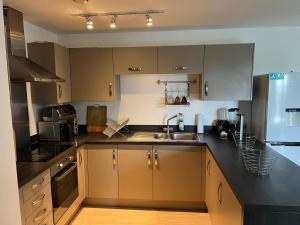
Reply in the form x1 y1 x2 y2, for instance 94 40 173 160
86 144 204 209
118 145 153 200
87 145 118 199
205 148 243 225
153 145 202 202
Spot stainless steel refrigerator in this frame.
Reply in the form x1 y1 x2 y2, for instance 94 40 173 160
252 72 300 165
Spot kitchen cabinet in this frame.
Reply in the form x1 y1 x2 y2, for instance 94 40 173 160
70 48 119 101
153 145 202 202
77 145 87 203
203 44 254 100
118 145 153 200
205 148 243 225
87 145 118 199
27 42 72 104
158 45 204 74
18 170 53 225
113 47 157 75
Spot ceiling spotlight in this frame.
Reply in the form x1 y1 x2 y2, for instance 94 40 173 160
146 14 153 26
110 16 117 29
85 17 94 30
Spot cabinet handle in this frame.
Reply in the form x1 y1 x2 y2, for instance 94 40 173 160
32 178 45 190
154 150 159 167
175 66 188 71
128 67 142 72
205 81 208 96
112 149 117 168
32 193 46 206
148 150 152 166
79 152 83 166
218 182 223 204
207 160 211 176
34 208 47 222
58 84 62 99
109 83 112 97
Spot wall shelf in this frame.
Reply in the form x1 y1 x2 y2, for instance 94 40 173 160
157 79 197 105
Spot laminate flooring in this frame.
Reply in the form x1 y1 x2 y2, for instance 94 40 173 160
70 207 211 225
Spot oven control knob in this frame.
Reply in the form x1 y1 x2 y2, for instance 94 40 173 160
69 156 74 161
57 163 64 169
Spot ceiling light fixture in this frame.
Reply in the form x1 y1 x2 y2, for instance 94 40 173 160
110 16 117 29
146 14 153 26
73 10 164 30
85 16 94 30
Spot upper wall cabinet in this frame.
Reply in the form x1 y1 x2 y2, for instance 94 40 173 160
203 44 254 100
70 48 119 101
28 42 72 104
158 45 204 74
113 47 157 75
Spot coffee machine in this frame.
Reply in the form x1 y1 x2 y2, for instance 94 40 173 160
215 107 240 138
38 104 78 141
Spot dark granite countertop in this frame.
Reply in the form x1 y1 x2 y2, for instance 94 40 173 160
17 132 300 213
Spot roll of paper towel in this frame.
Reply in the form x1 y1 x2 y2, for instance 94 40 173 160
195 113 204 134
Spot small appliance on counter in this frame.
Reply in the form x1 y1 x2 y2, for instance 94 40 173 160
215 107 241 139
38 104 78 141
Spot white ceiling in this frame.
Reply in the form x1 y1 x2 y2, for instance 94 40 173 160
4 0 300 33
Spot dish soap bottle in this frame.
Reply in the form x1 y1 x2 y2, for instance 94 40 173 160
178 113 184 132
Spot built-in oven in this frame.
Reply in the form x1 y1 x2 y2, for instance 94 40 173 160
50 152 78 224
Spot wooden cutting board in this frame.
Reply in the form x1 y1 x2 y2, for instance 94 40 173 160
87 105 107 133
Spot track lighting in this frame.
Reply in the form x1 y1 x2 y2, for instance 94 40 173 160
73 10 164 30
110 16 117 29
85 17 94 30
146 14 153 26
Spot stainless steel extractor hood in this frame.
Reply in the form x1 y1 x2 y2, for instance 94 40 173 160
4 6 64 82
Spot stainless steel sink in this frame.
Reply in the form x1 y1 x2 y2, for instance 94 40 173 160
170 133 198 141
153 133 168 140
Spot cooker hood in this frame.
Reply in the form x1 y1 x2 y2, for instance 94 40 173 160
4 6 64 82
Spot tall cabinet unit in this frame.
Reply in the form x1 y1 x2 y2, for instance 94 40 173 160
27 42 72 104
69 48 119 101
203 44 254 100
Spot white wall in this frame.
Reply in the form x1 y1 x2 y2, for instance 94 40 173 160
0 1 22 224
72 75 237 126
23 21 59 135
59 26 300 126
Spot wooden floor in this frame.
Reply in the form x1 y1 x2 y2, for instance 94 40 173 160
70 207 211 225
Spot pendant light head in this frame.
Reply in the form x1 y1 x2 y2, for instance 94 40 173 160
146 14 153 26
110 16 117 29
85 16 94 30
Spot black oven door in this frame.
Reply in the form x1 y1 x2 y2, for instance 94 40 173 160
52 162 79 224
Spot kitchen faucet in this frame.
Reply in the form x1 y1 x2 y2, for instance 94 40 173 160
165 114 179 137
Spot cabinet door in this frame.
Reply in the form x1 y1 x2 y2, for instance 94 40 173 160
70 48 116 101
113 47 157 75
77 145 86 203
153 146 202 202
203 44 254 100
54 44 71 103
219 174 243 225
158 45 204 74
118 145 153 200
87 145 118 199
